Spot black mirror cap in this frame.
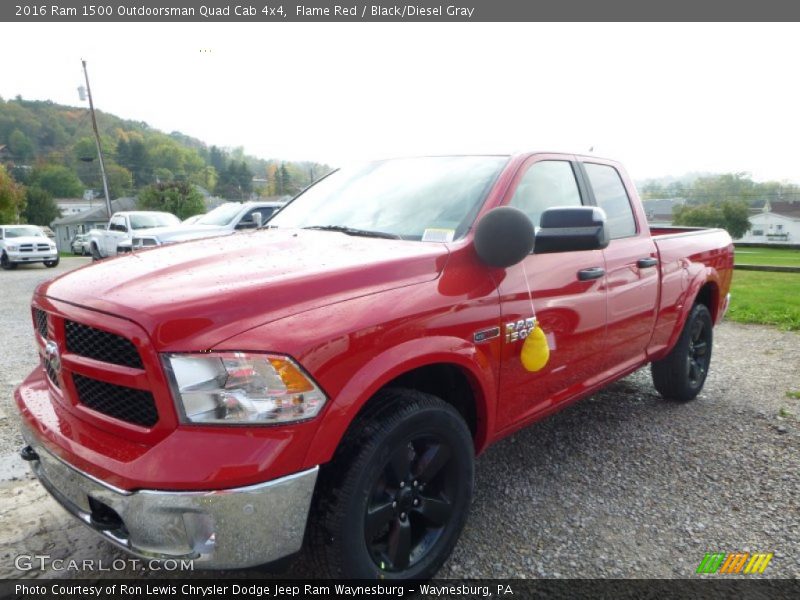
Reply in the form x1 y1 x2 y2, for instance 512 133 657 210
535 206 610 254
474 206 535 268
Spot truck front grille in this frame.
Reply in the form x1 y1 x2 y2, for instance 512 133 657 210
18 243 50 252
33 308 48 338
65 321 143 369
73 374 158 427
43 356 60 388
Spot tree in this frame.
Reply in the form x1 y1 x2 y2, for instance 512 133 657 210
30 164 83 197
0 164 25 222
275 163 292 196
23 186 61 226
673 199 751 239
190 165 218 192
216 161 253 199
116 134 151 187
138 182 204 220
209 145 226 174
687 173 755 205
8 129 34 161
104 163 133 198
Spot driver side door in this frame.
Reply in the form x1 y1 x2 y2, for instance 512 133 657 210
495 155 608 431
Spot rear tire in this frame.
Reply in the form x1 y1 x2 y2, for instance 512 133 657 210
651 303 713 402
308 389 474 580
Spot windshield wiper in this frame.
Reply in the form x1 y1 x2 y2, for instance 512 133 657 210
303 225 402 240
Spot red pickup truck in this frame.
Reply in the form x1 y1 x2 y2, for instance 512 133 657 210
16 153 733 580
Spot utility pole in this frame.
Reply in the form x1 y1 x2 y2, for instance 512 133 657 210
81 60 112 219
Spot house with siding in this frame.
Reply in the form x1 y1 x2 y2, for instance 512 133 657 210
737 200 800 245
50 197 137 252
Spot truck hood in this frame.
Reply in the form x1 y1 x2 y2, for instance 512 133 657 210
39 228 449 349
3 236 54 246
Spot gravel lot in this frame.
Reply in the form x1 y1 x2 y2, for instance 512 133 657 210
0 259 798 580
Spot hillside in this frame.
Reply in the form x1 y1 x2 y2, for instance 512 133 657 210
0 96 330 201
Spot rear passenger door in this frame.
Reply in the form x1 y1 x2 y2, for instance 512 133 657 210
495 155 608 431
579 161 659 373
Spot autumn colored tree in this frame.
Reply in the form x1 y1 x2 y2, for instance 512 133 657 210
0 164 25 222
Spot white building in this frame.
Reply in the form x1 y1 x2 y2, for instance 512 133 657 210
738 201 800 245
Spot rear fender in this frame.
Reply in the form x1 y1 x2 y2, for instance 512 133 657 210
650 267 720 363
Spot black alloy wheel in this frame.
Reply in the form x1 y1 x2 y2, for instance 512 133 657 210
652 303 713 402
308 389 474 579
364 434 456 572
686 314 711 388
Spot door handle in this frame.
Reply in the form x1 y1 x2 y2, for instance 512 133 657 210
578 267 605 281
637 257 659 268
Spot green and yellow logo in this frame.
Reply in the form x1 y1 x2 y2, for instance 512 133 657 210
696 552 773 574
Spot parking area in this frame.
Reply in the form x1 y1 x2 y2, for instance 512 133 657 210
0 258 798 579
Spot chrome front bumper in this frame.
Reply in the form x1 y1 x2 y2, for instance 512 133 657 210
8 251 58 263
21 435 318 569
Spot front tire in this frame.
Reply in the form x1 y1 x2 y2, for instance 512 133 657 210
309 389 474 579
1 252 17 270
44 257 59 268
651 303 713 402
90 243 102 261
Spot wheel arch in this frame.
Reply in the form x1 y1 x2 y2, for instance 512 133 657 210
303 337 496 468
651 268 721 363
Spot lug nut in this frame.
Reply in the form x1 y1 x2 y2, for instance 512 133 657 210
400 481 405 488
392 501 397 508
400 512 407 519
413 499 419 506
413 480 418 487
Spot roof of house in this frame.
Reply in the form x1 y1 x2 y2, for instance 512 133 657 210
764 200 800 219
642 198 686 220
52 197 137 226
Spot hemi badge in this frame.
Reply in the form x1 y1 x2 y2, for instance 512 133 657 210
473 326 500 344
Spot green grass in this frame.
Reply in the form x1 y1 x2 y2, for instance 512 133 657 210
787 391 800 400
734 247 800 267
727 270 800 330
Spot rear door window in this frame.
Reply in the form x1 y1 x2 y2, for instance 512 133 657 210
583 163 637 239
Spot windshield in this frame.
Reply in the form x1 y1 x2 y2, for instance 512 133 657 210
129 213 181 230
268 156 508 241
196 203 242 226
5 226 46 238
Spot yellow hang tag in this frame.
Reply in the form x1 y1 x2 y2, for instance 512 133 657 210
521 325 550 372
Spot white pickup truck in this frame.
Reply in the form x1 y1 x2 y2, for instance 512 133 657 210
130 201 284 248
88 211 181 260
0 225 59 270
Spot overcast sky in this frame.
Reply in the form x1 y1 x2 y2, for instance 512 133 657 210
1 22 798 182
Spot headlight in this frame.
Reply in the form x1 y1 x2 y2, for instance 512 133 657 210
163 352 327 425
6 245 18 251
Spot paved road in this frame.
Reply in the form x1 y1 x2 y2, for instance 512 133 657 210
0 258 798 580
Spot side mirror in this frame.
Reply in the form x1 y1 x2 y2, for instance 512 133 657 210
535 206 609 254
474 206 535 268
251 212 263 228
